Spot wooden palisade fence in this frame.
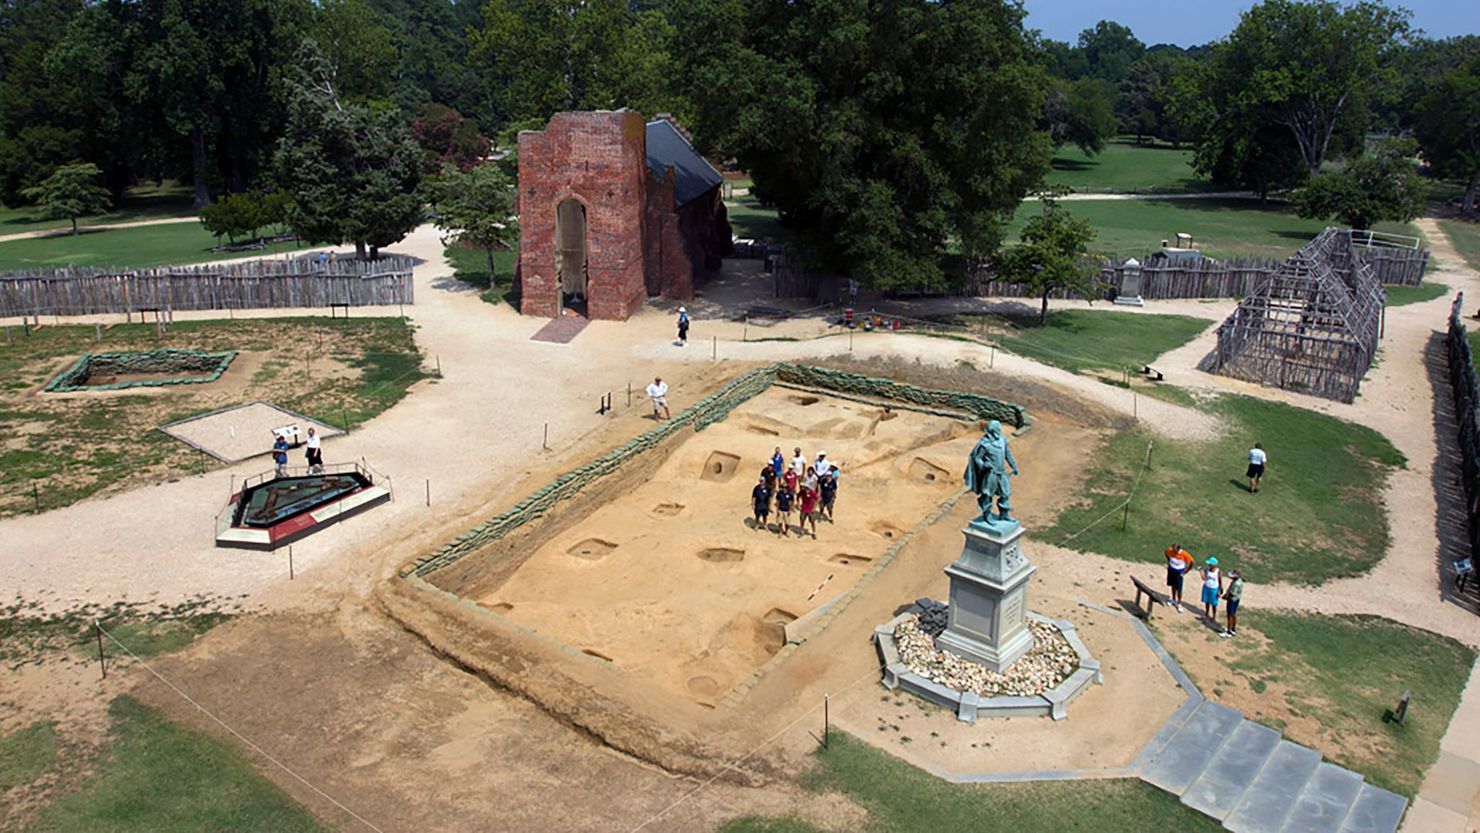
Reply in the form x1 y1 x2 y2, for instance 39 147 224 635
0 255 416 319
1447 292 1480 568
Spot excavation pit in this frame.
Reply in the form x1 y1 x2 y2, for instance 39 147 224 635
436 387 981 707
390 363 1035 773
46 348 236 393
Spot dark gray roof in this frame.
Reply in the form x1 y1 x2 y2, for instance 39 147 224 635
645 120 723 209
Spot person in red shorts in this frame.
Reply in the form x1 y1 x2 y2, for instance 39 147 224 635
798 473 820 539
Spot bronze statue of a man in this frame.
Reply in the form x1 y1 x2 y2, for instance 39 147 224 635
964 420 1019 526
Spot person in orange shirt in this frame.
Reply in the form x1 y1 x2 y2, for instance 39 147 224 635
1165 543 1193 612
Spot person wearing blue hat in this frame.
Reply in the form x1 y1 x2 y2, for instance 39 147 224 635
1200 557 1224 622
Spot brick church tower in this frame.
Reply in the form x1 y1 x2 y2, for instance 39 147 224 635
516 109 730 321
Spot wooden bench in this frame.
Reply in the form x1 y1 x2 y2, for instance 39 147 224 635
329 303 351 319
1140 364 1165 382
1131 575 1166 619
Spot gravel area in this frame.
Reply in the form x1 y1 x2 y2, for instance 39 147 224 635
893 613 1077 697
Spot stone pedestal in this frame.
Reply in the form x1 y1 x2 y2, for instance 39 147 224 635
935 520 1036 673
1114 257 1145 307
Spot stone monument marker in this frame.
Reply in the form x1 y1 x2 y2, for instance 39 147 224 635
935 420 1037 672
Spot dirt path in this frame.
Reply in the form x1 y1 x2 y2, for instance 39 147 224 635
0 215 200 244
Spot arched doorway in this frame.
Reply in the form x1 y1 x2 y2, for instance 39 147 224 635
555 198 588 316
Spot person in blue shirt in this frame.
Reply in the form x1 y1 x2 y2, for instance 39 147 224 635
820 467 839 522
271 433 290 478
751 476 772 532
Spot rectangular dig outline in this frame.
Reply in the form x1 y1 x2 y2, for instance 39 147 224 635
397 364 1027 700
44 348 237 393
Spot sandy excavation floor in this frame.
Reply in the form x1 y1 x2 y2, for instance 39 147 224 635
480 388 981 706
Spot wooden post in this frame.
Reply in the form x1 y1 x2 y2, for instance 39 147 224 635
436 355 441 377
96 621 106 680
289 546 295 580
627 383 632 407
32 481 39 514
823 693 830 749
543 422 549 451
712 336 717 361
95 322 102 342
425 478 430 507
990 346 995 368
342 407 350 434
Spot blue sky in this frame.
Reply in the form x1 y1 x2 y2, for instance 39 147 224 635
1021 0 1480 48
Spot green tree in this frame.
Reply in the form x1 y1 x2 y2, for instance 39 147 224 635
471 0 679 122
426 161 518 279
1290 141 1426 230
0 0 132 205
1194 0 1411 176
1043 77 1118 157
311 0 400 104
199 189 287 243
21 161 112 235
274 46 424 259
1414 55 1480 213
995 193 1097 324
1117 49 1190 144
672 0 1051 292
1076 20 1144 84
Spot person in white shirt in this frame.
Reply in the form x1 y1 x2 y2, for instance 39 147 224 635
790 447 807 477
1246 443 1267 493
646 377 670 421
813 452 831 479
305 427 323 474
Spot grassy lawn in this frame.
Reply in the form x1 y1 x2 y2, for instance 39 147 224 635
1439 218 1480 273
0 317 428 516
1046 141 1214 195
444 243 519 308
721 732 1222 832
1043 390 1404 585
944 309 1213 376
36 696 324 832
0 221 304 271
0 182 196 235
726 197 790 242
1385 282 1450 307
1006 198 1419 261
1167 612 1474 799
1 721 60 791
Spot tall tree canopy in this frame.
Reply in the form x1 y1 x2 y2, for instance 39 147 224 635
1414 53 1480 213
673 0 1051 291
470 0 679 123
1185 0 1410 178
275 46 424 259
1042 78 1118 157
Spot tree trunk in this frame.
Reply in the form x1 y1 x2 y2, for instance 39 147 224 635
190 127 209 209
486 248 497 283
70 215 79 236
370 245 380 260
355 241 367 260
1465 167 1479 215
1040 290 1050 325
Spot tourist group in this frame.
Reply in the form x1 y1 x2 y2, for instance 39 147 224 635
750 446 840 538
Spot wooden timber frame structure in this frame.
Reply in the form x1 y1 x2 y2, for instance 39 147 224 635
1210 227 1393 404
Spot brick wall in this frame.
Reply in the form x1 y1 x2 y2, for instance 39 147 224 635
518 111 649 320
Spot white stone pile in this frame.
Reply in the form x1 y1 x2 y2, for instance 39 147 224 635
892 615 1077 697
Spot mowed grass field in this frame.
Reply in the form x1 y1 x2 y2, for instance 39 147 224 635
721 732 1223 833
3 697 324 832
0 182 196 235
1005 198 1421 261
1165 612 1474 799
1439 218 1480 273
942 309 1215 376
444 244 519 307
1046 141 1214 195
0 221 304 271
1043 389 1405 585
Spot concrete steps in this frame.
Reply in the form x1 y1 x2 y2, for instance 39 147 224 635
1136 699 1407 833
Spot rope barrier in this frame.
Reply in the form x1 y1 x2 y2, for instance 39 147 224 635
95 621 385 833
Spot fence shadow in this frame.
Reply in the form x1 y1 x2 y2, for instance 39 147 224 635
1430 325 1480 613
